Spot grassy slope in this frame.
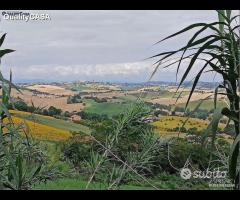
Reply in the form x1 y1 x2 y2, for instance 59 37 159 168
11 111 91 135
118 95 138 102
5 116 72 141
34 172 209 190
143 91 189 99
34 177 153 190
177 99 227 111
83 99 130 117
65 85 91 91
118 91 189 103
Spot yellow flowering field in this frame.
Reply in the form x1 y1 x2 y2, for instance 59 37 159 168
152 116 224 137
3 116 72 141
153 116 208 131
10 110 53 119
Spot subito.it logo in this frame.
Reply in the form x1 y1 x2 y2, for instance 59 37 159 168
180 168 192 180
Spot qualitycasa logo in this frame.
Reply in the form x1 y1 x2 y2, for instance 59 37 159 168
180 168 227 180
1 11 51 22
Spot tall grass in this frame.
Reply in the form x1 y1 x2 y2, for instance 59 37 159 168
0 33 60 190
150 10 240 189
82 101 171 190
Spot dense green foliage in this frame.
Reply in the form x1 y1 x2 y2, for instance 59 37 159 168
67 93 82 104
151 10 240 189
0 33 61 190
59 102 230 189
1 11 238 190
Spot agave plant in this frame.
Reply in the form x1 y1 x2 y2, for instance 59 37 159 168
150 10 239 189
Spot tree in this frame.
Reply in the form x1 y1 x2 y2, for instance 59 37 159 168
42 109 49 116
14 100 28 111
151 10 240 189
48 106 62 116
154 110 168 117
67 94 82 104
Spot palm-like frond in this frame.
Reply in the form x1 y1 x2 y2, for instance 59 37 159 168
151 10 240 189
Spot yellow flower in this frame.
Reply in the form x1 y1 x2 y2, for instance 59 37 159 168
3 116 72 141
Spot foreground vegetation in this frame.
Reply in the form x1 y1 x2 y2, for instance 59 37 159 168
1 10 239 190
151 10 239 188
11 110 91 135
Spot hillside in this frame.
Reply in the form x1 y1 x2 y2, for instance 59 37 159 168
10 110 91 141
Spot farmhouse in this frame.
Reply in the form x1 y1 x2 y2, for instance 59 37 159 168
70 114 81 122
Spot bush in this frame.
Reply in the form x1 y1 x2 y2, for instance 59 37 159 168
76 111 108 121
223 124 235 136
63 111 71 117
174 106 185 113
187 127 199 135
8 100 29 112
42 109 49 116
61 135 93 170
152 103 171 111
48 106 62 116
67 93 82 104
184 108 209 120
154 110 168 117
156 139 212 174
84 96 107 103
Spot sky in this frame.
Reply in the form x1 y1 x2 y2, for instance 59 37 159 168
0 10 224 83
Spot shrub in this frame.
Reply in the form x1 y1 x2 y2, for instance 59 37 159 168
154 110 168 117
187 127 199 135
158 139 215 173
84 96 107 103
67 93 82 104
62 136 93 170
76 111 108 121
48 106 62 116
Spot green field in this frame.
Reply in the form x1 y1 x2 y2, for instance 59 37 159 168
119 91 189 103
118 92 174 103
13 112 91 134
146 91 189 99
66 84 90 91
83 99 131 117
119 85 142 91
177 99 227 111
118 95 138 102
34 172 207 190
34 177 153 190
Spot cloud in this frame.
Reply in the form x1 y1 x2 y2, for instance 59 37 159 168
0 10 222 82
7 61 153 82
5 58 222 83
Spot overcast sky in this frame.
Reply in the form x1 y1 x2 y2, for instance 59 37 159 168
0 10 224 83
